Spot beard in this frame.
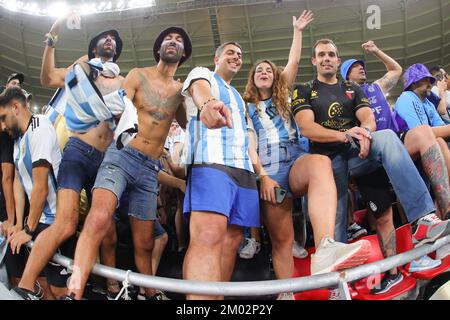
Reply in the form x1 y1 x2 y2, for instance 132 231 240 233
96 46 115 60
8 124 21 140
159 42 184 64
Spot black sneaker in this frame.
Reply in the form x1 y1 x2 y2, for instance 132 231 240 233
59 292 76 300
11 287 41 300
371 272 403 295
145 291 171 300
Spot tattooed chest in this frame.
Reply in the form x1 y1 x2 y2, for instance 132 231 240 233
137 98 180 121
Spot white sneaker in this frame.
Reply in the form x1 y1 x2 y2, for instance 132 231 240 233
435 243 450 260
292 241 308 259
276 292 295 300
310 236 371 275
239 238 261 259
408 255 441 272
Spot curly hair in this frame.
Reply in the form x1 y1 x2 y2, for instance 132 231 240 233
243 59 291 122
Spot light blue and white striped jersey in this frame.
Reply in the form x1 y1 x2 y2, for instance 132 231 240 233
247 98 309 152
47 64 125 133
44 88 65 126
14 115 61 225
181 67 253 172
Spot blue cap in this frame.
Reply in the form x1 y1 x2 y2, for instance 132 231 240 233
340 59 366 80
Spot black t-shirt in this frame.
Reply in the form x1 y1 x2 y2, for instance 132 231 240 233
291 79 370 157
0 131 14 212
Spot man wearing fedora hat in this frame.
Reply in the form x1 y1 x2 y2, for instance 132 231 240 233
64 26 192 300
13 13 126 299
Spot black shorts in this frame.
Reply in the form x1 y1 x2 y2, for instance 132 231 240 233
4 223 75 287
353 167 396 218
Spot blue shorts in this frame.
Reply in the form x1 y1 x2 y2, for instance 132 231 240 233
94 144 160 221
184 164 260 227
57 137 105 199
259 140 308 195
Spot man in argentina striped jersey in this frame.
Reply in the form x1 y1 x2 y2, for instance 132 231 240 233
181 42 260 299
0 88 72 299
14 12 125 299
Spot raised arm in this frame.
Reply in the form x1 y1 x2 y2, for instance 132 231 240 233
363 41 402 94
41 12 81 88
281 10 314 88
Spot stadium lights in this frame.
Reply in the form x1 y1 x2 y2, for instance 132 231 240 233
0 0 156 16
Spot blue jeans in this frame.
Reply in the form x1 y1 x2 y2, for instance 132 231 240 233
332 129 435 242
57 137 105 198
260 140 308 196
94 144 160 221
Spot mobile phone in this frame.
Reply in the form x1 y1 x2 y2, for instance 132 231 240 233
345 134 360 151
275 187 287 204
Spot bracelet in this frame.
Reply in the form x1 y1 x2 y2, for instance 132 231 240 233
199 97 216 112
44 32 58 48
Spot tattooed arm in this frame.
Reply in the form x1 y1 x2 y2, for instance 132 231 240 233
363 41 402 94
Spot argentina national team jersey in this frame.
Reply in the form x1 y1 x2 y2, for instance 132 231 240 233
14 115 61 225
247 98 298 145
181 67 253 172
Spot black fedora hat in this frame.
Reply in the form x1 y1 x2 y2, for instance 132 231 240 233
153 27 192 66
88 29 123 62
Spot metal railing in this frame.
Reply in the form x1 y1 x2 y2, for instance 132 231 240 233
25 233 450 297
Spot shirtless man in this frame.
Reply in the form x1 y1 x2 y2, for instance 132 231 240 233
65 26 192 300
14 13 125 299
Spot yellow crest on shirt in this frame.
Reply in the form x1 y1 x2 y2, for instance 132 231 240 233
292 89 298 100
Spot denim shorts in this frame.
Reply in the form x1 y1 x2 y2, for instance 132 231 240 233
259 140 308 195
57 137 105 199
94 144 159 221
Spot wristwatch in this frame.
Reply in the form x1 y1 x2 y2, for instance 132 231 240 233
23 224 34 237
362 127 372 137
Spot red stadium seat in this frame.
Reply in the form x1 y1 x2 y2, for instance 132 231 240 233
353 209 368 227
352 233 416 300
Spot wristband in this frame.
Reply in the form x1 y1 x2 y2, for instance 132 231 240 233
362 127 372 136
199 97 216 112
44 33 58 48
